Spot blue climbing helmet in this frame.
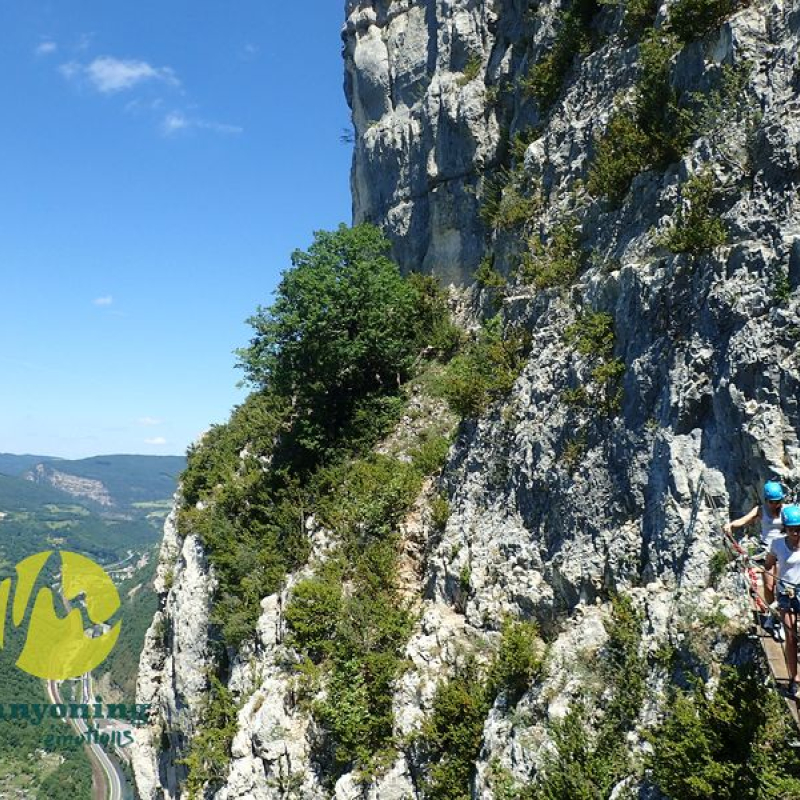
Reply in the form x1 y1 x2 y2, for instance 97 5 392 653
782 505 800 527
764 480 785 502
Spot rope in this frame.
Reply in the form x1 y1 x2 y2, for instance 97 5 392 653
704 487 799 616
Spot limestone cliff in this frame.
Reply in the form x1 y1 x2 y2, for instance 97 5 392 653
133 0 800 798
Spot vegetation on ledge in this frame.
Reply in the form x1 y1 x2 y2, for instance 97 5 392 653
177 223 460 795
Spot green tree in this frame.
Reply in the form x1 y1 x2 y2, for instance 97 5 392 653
440 317 530 418
421 660 492 800
182 674 242 798
532 596 645 799
237 224 425 466
650 664 800 799
668 0 736 42
659 170 727 255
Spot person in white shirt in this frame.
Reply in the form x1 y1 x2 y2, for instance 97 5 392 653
724 479 786 557
764 505 800 697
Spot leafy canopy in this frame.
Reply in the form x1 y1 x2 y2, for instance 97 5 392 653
238 223 419 402
236 224 433 464
650 663 800 799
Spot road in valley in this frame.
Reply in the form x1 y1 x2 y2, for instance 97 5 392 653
46 677 122 800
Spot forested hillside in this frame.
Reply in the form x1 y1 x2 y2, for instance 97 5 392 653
0 453 182 799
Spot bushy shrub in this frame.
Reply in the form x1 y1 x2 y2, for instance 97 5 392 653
522 0 600 112
708 548 733 586
564 311 626 414
532 595 645 799
587 32 684 205
668 0 737 43
562 385 590 408
181 481 309 649
510 127 541 163
182 675 242 799
414 620 541 798
534 702 605 800
602 594 646 726
313 454 422 552
623 0 658 39
773 268 791 303
561 433 588 472
284 438 452 777
306 542 415 777
181 390 286 508
650 664 800 799
520 220 584 289
636 32 685 160
481 168 541 231
586 111 650 205
489 619 543 704
659 170 727 255
430 494 451 533
474 256 507 290
410 433 451 476
419 660 492 800
457 53 483 87
439 317 531 418
565 311 615 358
284 568 344 663
407 272 464 361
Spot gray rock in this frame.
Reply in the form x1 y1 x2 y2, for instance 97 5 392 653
133 511 217 800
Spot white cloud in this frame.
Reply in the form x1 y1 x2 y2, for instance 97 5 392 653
93 295 113 306
124 96 164 115
138 416 163 427
61 56 179 94
59 62 81 81
161 111 190 135
35 41 57 56
161 111 242 137
76 33 95 52
240 43 259 61
144 437 168 446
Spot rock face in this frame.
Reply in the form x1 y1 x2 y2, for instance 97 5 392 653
343 0 503 285
134 0 800 797
133 509 217 800
25 462 113 506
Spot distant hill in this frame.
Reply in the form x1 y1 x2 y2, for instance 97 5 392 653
0 454 184 796
4 453 186 510
0 453 60 476
0 472 77 511
0 453 186 566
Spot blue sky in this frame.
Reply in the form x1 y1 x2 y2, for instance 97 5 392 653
0 1 353 459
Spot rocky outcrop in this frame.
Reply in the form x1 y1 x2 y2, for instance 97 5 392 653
133 509 217 800
134 0 800 797
25 462 113 506
343 0 504 284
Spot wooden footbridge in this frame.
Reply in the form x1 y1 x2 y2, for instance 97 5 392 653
750 587 800 728
723 522 800 729
752 600 800 727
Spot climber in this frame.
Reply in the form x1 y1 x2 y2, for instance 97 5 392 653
764 505 800 698
724 479 787 559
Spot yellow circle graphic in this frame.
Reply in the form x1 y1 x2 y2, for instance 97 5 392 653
0 550 122 680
